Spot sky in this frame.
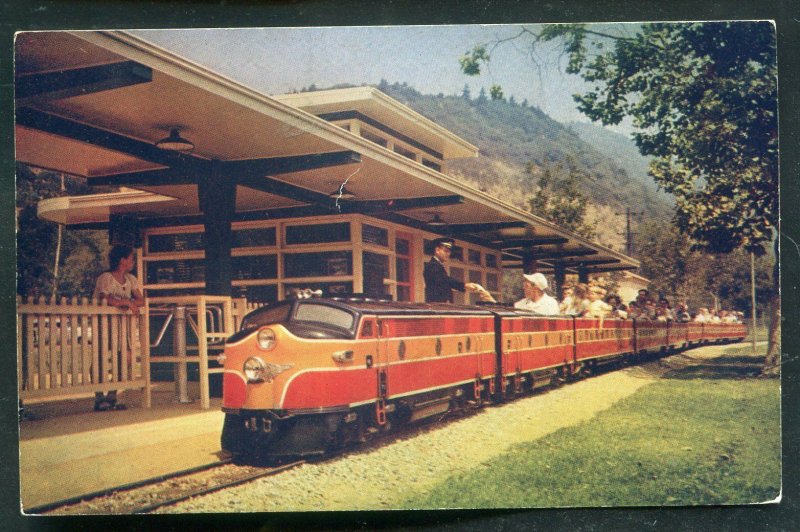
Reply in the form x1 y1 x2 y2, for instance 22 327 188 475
130 25 634 135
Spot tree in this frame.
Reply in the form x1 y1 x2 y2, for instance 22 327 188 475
637 221 773 315
16 164 109 299
476 87 488 104
527 160 597 240
461 83 471 99
489 84 504 101
461 22 779 370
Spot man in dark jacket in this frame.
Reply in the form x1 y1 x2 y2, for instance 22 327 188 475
424 237 479 303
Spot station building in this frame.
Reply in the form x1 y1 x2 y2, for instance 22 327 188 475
15 30 640 411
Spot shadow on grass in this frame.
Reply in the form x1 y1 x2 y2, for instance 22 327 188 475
662 354 765 380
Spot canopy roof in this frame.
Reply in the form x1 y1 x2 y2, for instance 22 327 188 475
16 30 638 275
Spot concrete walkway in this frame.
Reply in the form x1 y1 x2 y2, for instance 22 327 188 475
19 384 225 511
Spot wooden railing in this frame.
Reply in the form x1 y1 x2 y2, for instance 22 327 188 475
17 295 268 411
17 296 150 406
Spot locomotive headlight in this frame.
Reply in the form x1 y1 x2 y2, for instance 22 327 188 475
257 328 277 350
243 356 267 382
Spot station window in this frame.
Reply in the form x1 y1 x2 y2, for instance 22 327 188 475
486 254 498 268
393 144 417 160
486 272 499 292
395 237 410 256
146 259 205 284
422 159 442 172
231 255 277 280
285 222 350 245
362 252 390 299
284 281 353 297
283 251 352 278
232 227 276 248
361 129 388 148
233 284 278 304
362 224 389 247
148 232 203 253
395 235 413 302
468 249 481 265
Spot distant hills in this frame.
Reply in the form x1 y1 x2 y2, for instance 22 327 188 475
372 82 675 250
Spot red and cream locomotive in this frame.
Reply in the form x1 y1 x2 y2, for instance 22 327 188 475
220 297 746 460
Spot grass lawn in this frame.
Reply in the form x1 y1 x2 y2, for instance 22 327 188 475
401 347 781 508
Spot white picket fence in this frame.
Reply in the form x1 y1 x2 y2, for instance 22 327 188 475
17 295 267 410
17 296 150 405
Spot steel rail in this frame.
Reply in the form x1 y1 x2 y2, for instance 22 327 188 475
132 460 305 514
27 457 233 515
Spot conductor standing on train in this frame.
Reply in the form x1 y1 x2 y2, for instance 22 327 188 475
424 237 479 303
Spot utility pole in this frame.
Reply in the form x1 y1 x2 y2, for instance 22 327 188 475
751 251 757 351
616 208 644 256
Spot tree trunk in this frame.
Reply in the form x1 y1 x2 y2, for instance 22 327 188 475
762 238 780 375
763 293 780 375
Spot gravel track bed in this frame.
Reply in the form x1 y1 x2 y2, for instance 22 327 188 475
157 357 698 513
50 349 728 514
48 463 267 515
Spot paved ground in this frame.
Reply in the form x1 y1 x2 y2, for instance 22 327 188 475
19 384 224 511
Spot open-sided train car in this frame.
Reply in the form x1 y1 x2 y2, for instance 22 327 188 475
220 297 747 460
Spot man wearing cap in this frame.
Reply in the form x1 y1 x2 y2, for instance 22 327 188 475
515 272 560 315
424 237 480 303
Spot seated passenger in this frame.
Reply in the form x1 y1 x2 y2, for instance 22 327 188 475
694 307 710 323
640 299 658 320
514 273 560 315
655 298 675 322
605 294 628 319
674 302 691 322
562 283 589 316
559 284 575 315
584 285 612 318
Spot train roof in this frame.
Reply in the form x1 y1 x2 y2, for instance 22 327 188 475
281 297 564 318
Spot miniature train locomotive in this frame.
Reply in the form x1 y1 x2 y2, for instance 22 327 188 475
219 297 746 460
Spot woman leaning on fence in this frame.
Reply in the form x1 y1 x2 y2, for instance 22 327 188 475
92 245 144 411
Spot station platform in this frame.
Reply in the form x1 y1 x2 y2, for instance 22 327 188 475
19 383 226 512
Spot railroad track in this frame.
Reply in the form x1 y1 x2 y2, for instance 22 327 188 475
31 351 677 515
33 458 305 515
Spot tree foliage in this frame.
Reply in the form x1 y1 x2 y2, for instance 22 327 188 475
637 220 773 315
527 159 597 240
462 22 778 256
16 164 109 298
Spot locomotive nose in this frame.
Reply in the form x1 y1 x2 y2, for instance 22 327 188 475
223 371 247 409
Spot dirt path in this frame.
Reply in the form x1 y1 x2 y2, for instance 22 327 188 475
158 347 740 513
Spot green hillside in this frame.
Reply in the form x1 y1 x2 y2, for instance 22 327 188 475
566 120 673 206
376 82 674 248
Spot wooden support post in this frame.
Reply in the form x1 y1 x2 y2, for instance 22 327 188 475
197 298 210 410
141 302 151 408
554 264 566 301
578 267 589 284
198 162 237 297
522 250 537 275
